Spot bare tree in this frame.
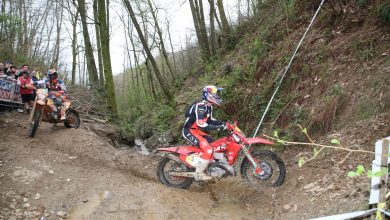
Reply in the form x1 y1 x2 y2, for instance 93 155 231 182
93 0 104 86
97 0 117 113
208 0 217 56
123 0 172 101
77 0 99 85
71 6 79 85
216 0 231 34
146 0 175 79
189 0 210 61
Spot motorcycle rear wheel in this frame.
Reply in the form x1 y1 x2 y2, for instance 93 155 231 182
157 157 194 189
28 110 41 138
64 108 80 129
240 149 286 190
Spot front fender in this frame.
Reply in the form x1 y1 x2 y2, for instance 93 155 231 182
246 137 273 145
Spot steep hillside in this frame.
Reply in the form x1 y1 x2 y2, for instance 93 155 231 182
129 0 390 215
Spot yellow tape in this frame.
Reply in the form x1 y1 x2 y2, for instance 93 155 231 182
378 202 386 209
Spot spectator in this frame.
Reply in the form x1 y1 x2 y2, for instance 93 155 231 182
4 61 12 73
6 65 17 80
17 70 35 114
30 71 38 81
0 63 4 76
22 64 29 72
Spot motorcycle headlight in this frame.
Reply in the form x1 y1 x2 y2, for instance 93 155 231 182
232 134 241 143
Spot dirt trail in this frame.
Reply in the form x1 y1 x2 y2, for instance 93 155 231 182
0 112 374 219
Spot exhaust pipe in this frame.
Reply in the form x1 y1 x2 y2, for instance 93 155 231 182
167 154 189 167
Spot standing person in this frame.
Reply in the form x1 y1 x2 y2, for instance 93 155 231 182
182 85 227 180
0 63 4 74
17 70 35 113
5 65 17 80
4 61 12 73
22 64 30 72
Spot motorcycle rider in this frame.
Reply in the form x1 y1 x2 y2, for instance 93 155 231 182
182 85 226 180
35 69 67 120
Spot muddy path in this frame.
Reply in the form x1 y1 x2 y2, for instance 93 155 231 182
0 112 371 219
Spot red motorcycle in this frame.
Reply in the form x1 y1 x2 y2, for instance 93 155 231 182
156 122 286 189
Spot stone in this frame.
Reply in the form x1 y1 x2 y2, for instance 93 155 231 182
303 182 316 190
22 203 30 208
57 211 67 219
23 198 28 202
49 170 54 175
33 193 41 200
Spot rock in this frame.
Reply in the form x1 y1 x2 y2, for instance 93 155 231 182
144 130 174 150
49 170 54 175
82 199 89 203
283 203 298 212
9 204 16 209
66 178 70 182
33 193 41 200
22 203 30 208
303 182 316 190
90 123 118 140
31 211 40 217
23 198 28 202
57 211 67 219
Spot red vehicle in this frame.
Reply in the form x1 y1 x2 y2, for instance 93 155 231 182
156 122 286 189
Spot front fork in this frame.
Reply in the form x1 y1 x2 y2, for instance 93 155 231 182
241 144 264 175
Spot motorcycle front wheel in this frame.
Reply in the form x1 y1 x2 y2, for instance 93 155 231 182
240 149 286 190
157 157 194 189
28 110 41 138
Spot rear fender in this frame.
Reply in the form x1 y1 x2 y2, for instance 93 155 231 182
246 137 273 145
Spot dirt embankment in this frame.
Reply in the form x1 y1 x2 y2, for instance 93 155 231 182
0 111 388 219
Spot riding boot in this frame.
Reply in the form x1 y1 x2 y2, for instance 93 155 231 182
60 108 66 121
194 158 212 181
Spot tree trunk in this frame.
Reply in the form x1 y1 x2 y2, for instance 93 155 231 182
71 10 79 86
123 0 172 101
77 0 99 85
208 0 216 56
98 0 117 114
165 18 177 74
217 0 231 34
197 0 210 57
51 1 63 69
189 0 210 62
93 0 104 87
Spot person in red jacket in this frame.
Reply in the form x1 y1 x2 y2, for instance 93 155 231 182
17 70 35 113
